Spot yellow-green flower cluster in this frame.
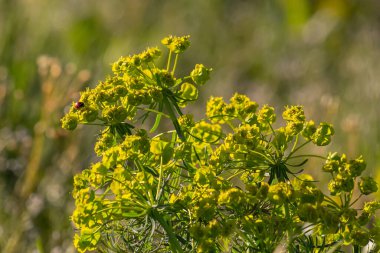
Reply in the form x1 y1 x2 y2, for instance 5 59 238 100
206 93 258 124
62 36 379 253
218 187 247 210
94 128 115 156
292 175 324 205
191 64 212 86
190 121 223 143
268 182 294 204
161 35 190 54
283 105 305 135
257 104 276 127
61 35 211 135
323 153 372 196
358 176 378 195
190 219 234 253
178 114 195 130
232 124 260 147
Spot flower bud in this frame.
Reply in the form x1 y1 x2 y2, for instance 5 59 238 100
328 179 340 195
229 94 258 120
358 176 378 195
140 47 161 63
179 82 198 101
156 70 175 88
102 106 128 123
191 121 222 143
80 106 98 122
363 200 380 214
162 35 190 54
268 182 293 204
114 85 128 97
206 96 227 123
285 121 303 136
191 64 212 86
335 172 355 192
61 114 78 131
312 122 334 146
127 93 143 106
322 153 342 172
282 105 305 123
257 105 276 126
94 131 114 156
218 188 245 209
178 114 195 130
302 120 317 140
346 156 366 177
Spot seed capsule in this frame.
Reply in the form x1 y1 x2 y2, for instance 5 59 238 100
74 101 85 109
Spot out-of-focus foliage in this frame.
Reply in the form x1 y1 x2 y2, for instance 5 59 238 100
0 0 379 252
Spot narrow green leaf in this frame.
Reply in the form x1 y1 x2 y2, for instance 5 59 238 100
150 101 164 133
143 165 159 177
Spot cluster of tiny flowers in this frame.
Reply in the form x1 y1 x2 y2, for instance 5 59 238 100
61 35 212 135
323 152 374 195
62 36 380 253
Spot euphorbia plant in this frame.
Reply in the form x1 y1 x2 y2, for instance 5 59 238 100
61 36 380 252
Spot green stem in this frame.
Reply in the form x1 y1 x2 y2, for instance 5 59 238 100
268 120 277 136
163 97 185 141
345 191 353 207
284 203 290 219
95 206 147 217
286 154 326 160
248 150 275 164
156 156 163 203
290 134 299 153
172 54 179 74
167 50 172 71
150 101 164 133
353 245 361 253
226 169 245 181
284 140 311 162
135 159 155 205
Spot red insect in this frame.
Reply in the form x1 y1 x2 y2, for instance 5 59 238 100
74 101 85 109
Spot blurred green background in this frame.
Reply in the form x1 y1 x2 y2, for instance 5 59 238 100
1 0 380 252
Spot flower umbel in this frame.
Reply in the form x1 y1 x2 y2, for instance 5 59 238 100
62 36 378 253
